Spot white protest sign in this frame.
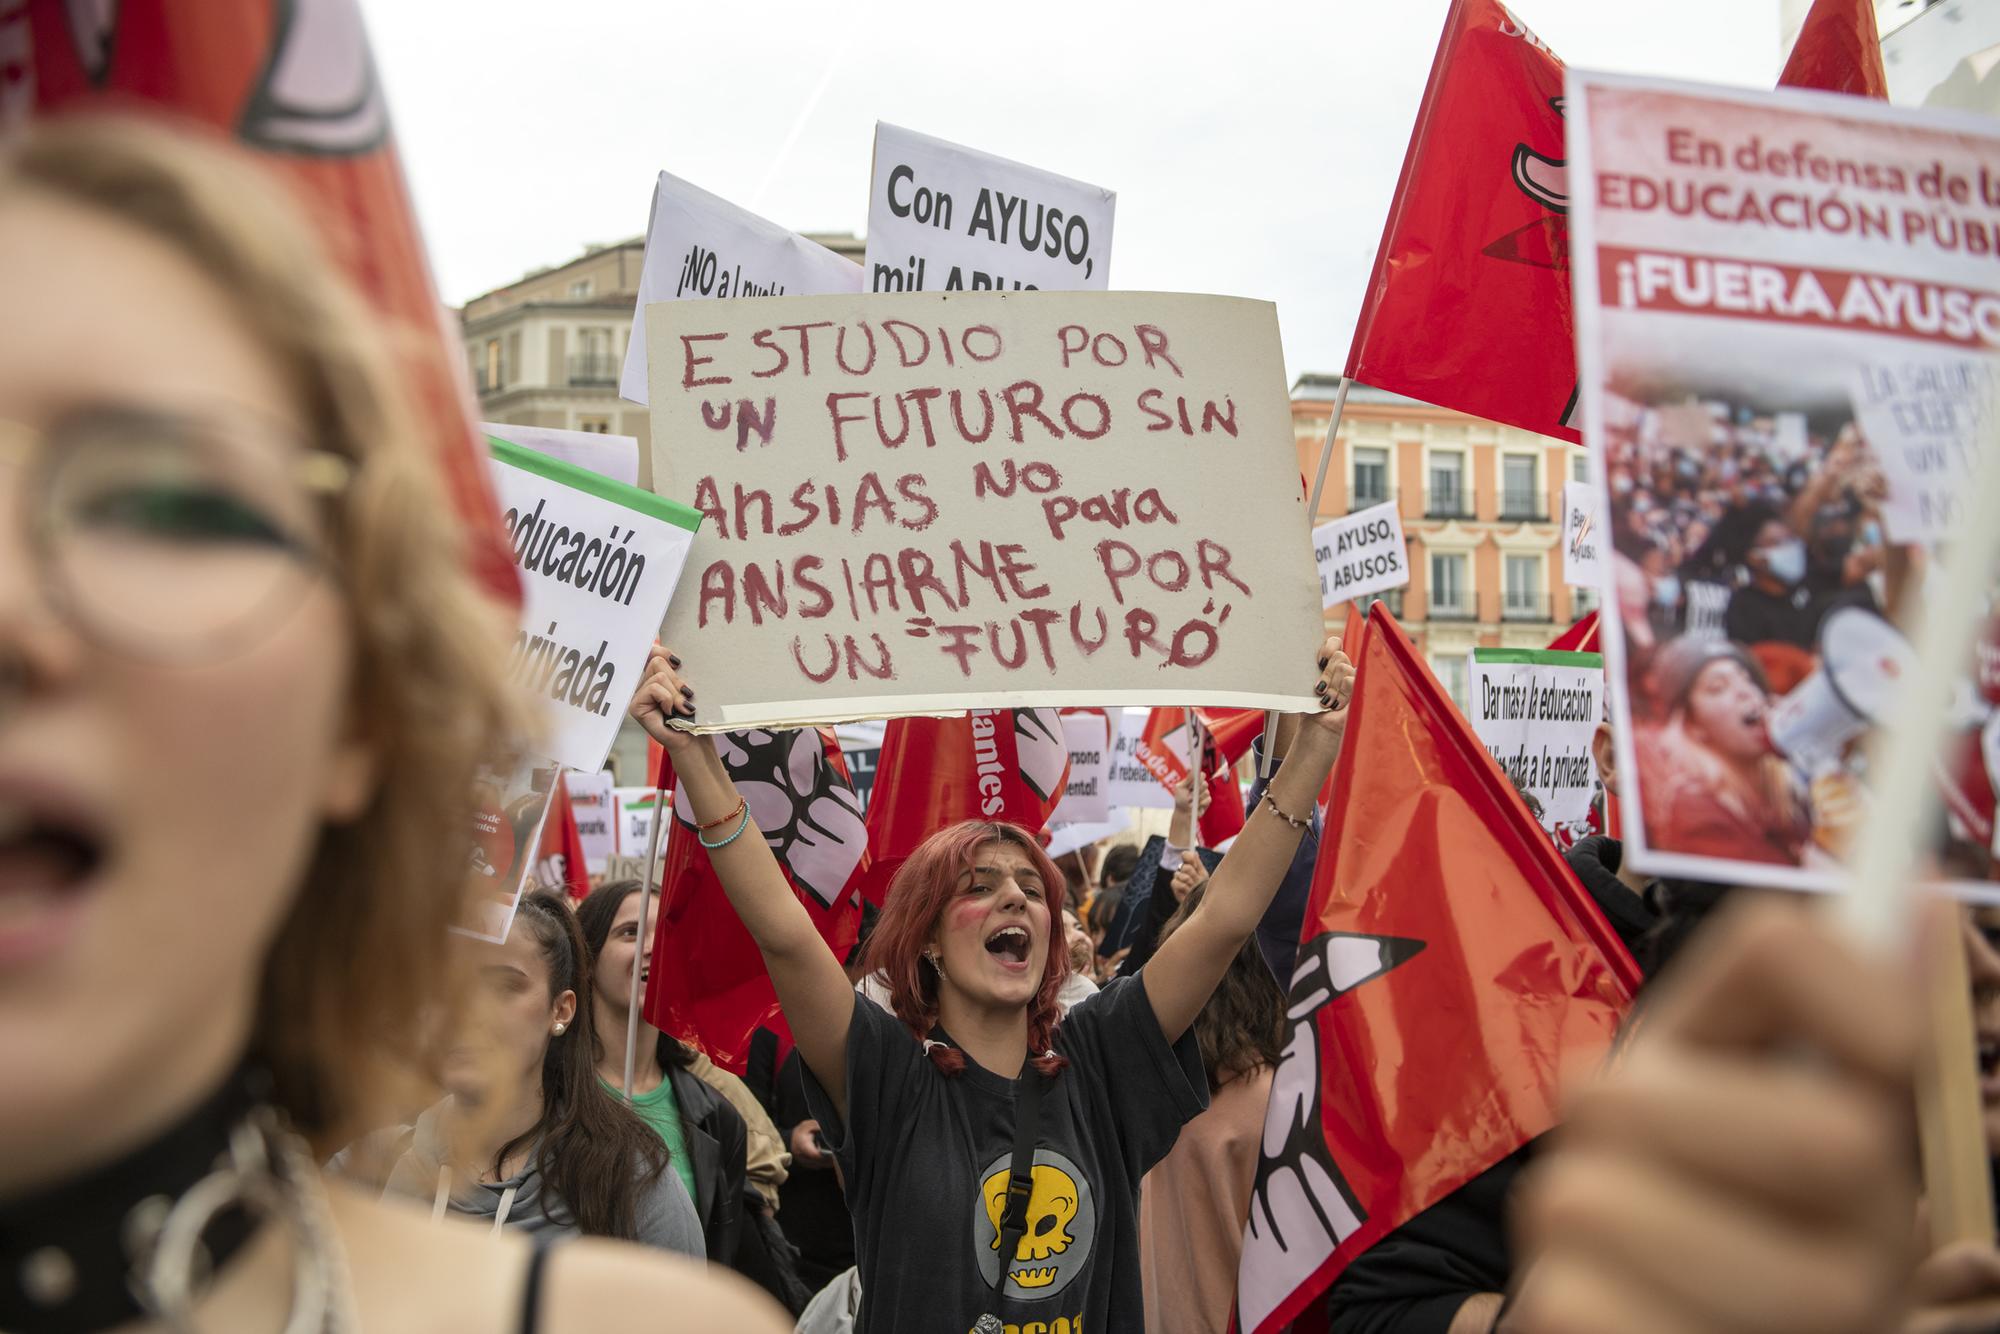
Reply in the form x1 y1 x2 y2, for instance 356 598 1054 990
620 171 863 405
1568 70 2000 897
1466 649 1605 831
487 437 702 771
646 291 1324 728
864 123 1114 294
1052 711 1113 824
1311 500 1408 610
1046 816 1133 861
1561 479 1603 587
566 771 617 874
613 787 658 858
1848 353 2000 544
1108 708 1175 810
482 422 639 488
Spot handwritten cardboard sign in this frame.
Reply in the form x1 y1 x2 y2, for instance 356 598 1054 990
864 123 1114 294
644 291 1323 728
487 437 702 771
620 171 863 406
1849 352 2000 544
1311 500 1409 610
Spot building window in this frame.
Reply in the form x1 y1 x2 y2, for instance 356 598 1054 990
569 278 593 298
1504 554 1545 619
1501 454 1542 520
570 328 618 387
1571 451 1590 483
1431 653 1469 712
1430 551 1469 616
577 415 612 434
1572 584 1600 615
481 338 502 393
1352 446 1389 509
1427 452 1466 517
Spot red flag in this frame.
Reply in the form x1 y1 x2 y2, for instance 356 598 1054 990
533 774 592 901
1547 609 1599 653
645 729 869 1073
858 709 1070 905
12 0 519 603
1346 0 1577 442
1133 707 1248 845
1779 0 1888 99
1236 609 1640 1332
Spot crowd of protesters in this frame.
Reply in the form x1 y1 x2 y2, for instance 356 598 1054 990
9 63 2000 1334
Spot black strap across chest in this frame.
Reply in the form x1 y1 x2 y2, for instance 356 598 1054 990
990 1069 1047 1307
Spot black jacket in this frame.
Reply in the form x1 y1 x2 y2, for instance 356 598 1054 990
1326 837 1657 1334
667 1062 748 1266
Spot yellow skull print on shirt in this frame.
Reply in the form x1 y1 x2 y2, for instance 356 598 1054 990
975 1148 1097 1302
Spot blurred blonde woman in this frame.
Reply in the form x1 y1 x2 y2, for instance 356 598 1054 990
0 117 783 1333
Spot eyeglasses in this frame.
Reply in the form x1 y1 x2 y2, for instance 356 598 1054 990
0 404 352 661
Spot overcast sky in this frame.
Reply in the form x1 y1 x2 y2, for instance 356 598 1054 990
360 0 1781 381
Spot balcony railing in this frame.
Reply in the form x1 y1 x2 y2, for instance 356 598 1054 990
1428 600 1477 622
569 353 620 387
1364 588 1405 619
1349 492 1390 513
1502 593 1553 622
1423 487 1472 519
1499 490 1551 523
474 365 508 395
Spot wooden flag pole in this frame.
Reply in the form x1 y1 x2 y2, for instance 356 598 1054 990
1264 378 1354 780
623 786 667 1100
1834 419 2000 1248
1917 905 1995 1248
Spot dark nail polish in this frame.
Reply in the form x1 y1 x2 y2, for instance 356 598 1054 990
669 655 683 669
677 702 695 716
1318 657 1329 669
680 685 694 699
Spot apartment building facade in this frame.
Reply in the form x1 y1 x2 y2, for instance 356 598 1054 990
1290 375 1594 708
459 233 865 454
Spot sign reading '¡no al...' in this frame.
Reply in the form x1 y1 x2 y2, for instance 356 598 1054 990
644 291 1325 729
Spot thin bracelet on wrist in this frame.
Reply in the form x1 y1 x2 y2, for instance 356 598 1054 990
1261 790 1310 830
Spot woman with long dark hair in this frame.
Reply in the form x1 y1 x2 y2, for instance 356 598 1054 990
1136 883 1288 1331
384 892 702 1252
575 879 750 1259
631 636 1353 1332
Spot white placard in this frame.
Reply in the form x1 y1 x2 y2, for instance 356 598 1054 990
1312 500 1410 610
1108 709 1176 810
1052 712 1113 824
1046 816 1133 862
1466 649 1605 831
864 122 1114 294
566 771 617 874
1561 479 1603 587
620 171 863 405
613 787 658 858
482 422 639 488
487 438 701 772
1848 353 2000 545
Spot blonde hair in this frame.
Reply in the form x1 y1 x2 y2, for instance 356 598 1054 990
1 115 532 1144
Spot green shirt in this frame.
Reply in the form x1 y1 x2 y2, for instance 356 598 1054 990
603 1074 698 1208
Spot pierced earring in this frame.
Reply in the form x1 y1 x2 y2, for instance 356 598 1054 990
553 1023 566 1035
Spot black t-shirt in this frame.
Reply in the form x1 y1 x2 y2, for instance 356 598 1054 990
1724 580 1875 650
803 977 1208 1334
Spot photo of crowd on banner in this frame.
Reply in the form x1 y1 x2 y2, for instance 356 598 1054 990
1600 375 1999 887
